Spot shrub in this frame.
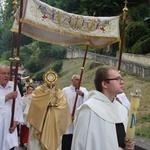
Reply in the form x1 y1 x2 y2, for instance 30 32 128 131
25 59 41 73
51 60 63 74
125 22 149 49
131 34 150 54
34 70 45 81
129 4 150 22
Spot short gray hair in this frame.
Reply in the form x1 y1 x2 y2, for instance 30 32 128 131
71 74 79 79
0 64 9 69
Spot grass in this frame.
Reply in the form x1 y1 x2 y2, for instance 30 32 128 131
57 58 150 139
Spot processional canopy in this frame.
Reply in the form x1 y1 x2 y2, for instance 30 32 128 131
11 0 120 48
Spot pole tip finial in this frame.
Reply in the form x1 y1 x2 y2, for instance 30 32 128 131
123 0 128 12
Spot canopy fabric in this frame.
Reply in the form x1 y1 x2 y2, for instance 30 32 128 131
11 0 120 48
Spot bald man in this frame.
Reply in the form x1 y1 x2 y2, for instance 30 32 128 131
0 64 23 150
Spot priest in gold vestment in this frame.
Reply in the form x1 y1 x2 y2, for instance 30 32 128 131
27 71 72 150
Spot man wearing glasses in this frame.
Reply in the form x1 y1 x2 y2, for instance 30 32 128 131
71 66 135 150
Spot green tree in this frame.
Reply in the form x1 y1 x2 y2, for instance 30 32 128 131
50 45 66 59
0 18 13 55
0 2 4 25
34 70 45 81
131 34 150 54
3 0 15 22
129 4 150 21
20 45 34 57
125 22 149 51
38 42 66 60
25 59 41 73
0 51 11 60
38 42 52 60
80 0 124 16
51 60 63 73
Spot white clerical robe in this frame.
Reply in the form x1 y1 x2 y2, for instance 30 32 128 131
117 93 130 111
0 81 23 150
71 90 128 150
21 94 32 125
62 85 89 134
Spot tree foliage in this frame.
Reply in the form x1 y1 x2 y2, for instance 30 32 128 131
0 18 14 55
38 42 66 60
131 34 150 54
129 4 150 21
34 70 45 81
0 2 3 25
34 60 63 80
51 60 63 73
25 59 41 73
125 22 149 50
3 0 14 22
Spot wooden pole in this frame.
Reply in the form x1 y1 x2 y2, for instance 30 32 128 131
10 0 24 127
118 0 128 71
72 44 89 117
10 0 18 80
10 32 15 81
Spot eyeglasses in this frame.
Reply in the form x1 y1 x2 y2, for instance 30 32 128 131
104 77 123 82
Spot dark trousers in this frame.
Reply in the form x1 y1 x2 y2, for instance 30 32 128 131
62 134 73 150
10 147 14 150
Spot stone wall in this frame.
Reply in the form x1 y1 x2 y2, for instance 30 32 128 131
65 46 150 81
116 52 150 66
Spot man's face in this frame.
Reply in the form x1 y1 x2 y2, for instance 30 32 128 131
71 75 80 88
106 69 124 95
0 66 10 87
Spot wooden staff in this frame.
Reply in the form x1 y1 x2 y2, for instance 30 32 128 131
10 0 24 127
10 32 15 81
118 0 128 71
72 44 89 117
10 0 18 81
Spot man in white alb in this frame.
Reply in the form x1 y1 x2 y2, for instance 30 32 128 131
62 74 89 150
0 64 23 150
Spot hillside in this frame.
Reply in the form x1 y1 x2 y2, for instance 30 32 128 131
57 58 150 139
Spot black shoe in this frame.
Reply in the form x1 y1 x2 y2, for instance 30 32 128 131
20 143 27 150
19 143 25 147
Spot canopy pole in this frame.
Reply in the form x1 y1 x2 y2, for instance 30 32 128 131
10 32 15 81
10 0 18 80
10 0 23 128
118 0 128 71
72 44 89 117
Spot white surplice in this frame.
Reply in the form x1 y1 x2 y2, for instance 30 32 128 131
0 81 23 150
71 90 128 150
117 93 130 111
62 85 89 134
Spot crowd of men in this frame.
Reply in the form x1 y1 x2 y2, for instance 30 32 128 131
0 63 135 150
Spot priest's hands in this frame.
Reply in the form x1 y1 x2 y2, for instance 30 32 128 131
124 138 135 150
5 91 18 101
76 89 84 97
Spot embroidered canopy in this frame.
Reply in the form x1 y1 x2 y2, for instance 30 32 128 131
11 0 120 48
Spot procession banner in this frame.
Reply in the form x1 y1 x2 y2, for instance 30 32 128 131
11 0 120 48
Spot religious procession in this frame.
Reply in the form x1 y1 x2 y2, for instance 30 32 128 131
0 0 150 150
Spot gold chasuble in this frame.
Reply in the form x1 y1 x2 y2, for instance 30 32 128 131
27 83 72 150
